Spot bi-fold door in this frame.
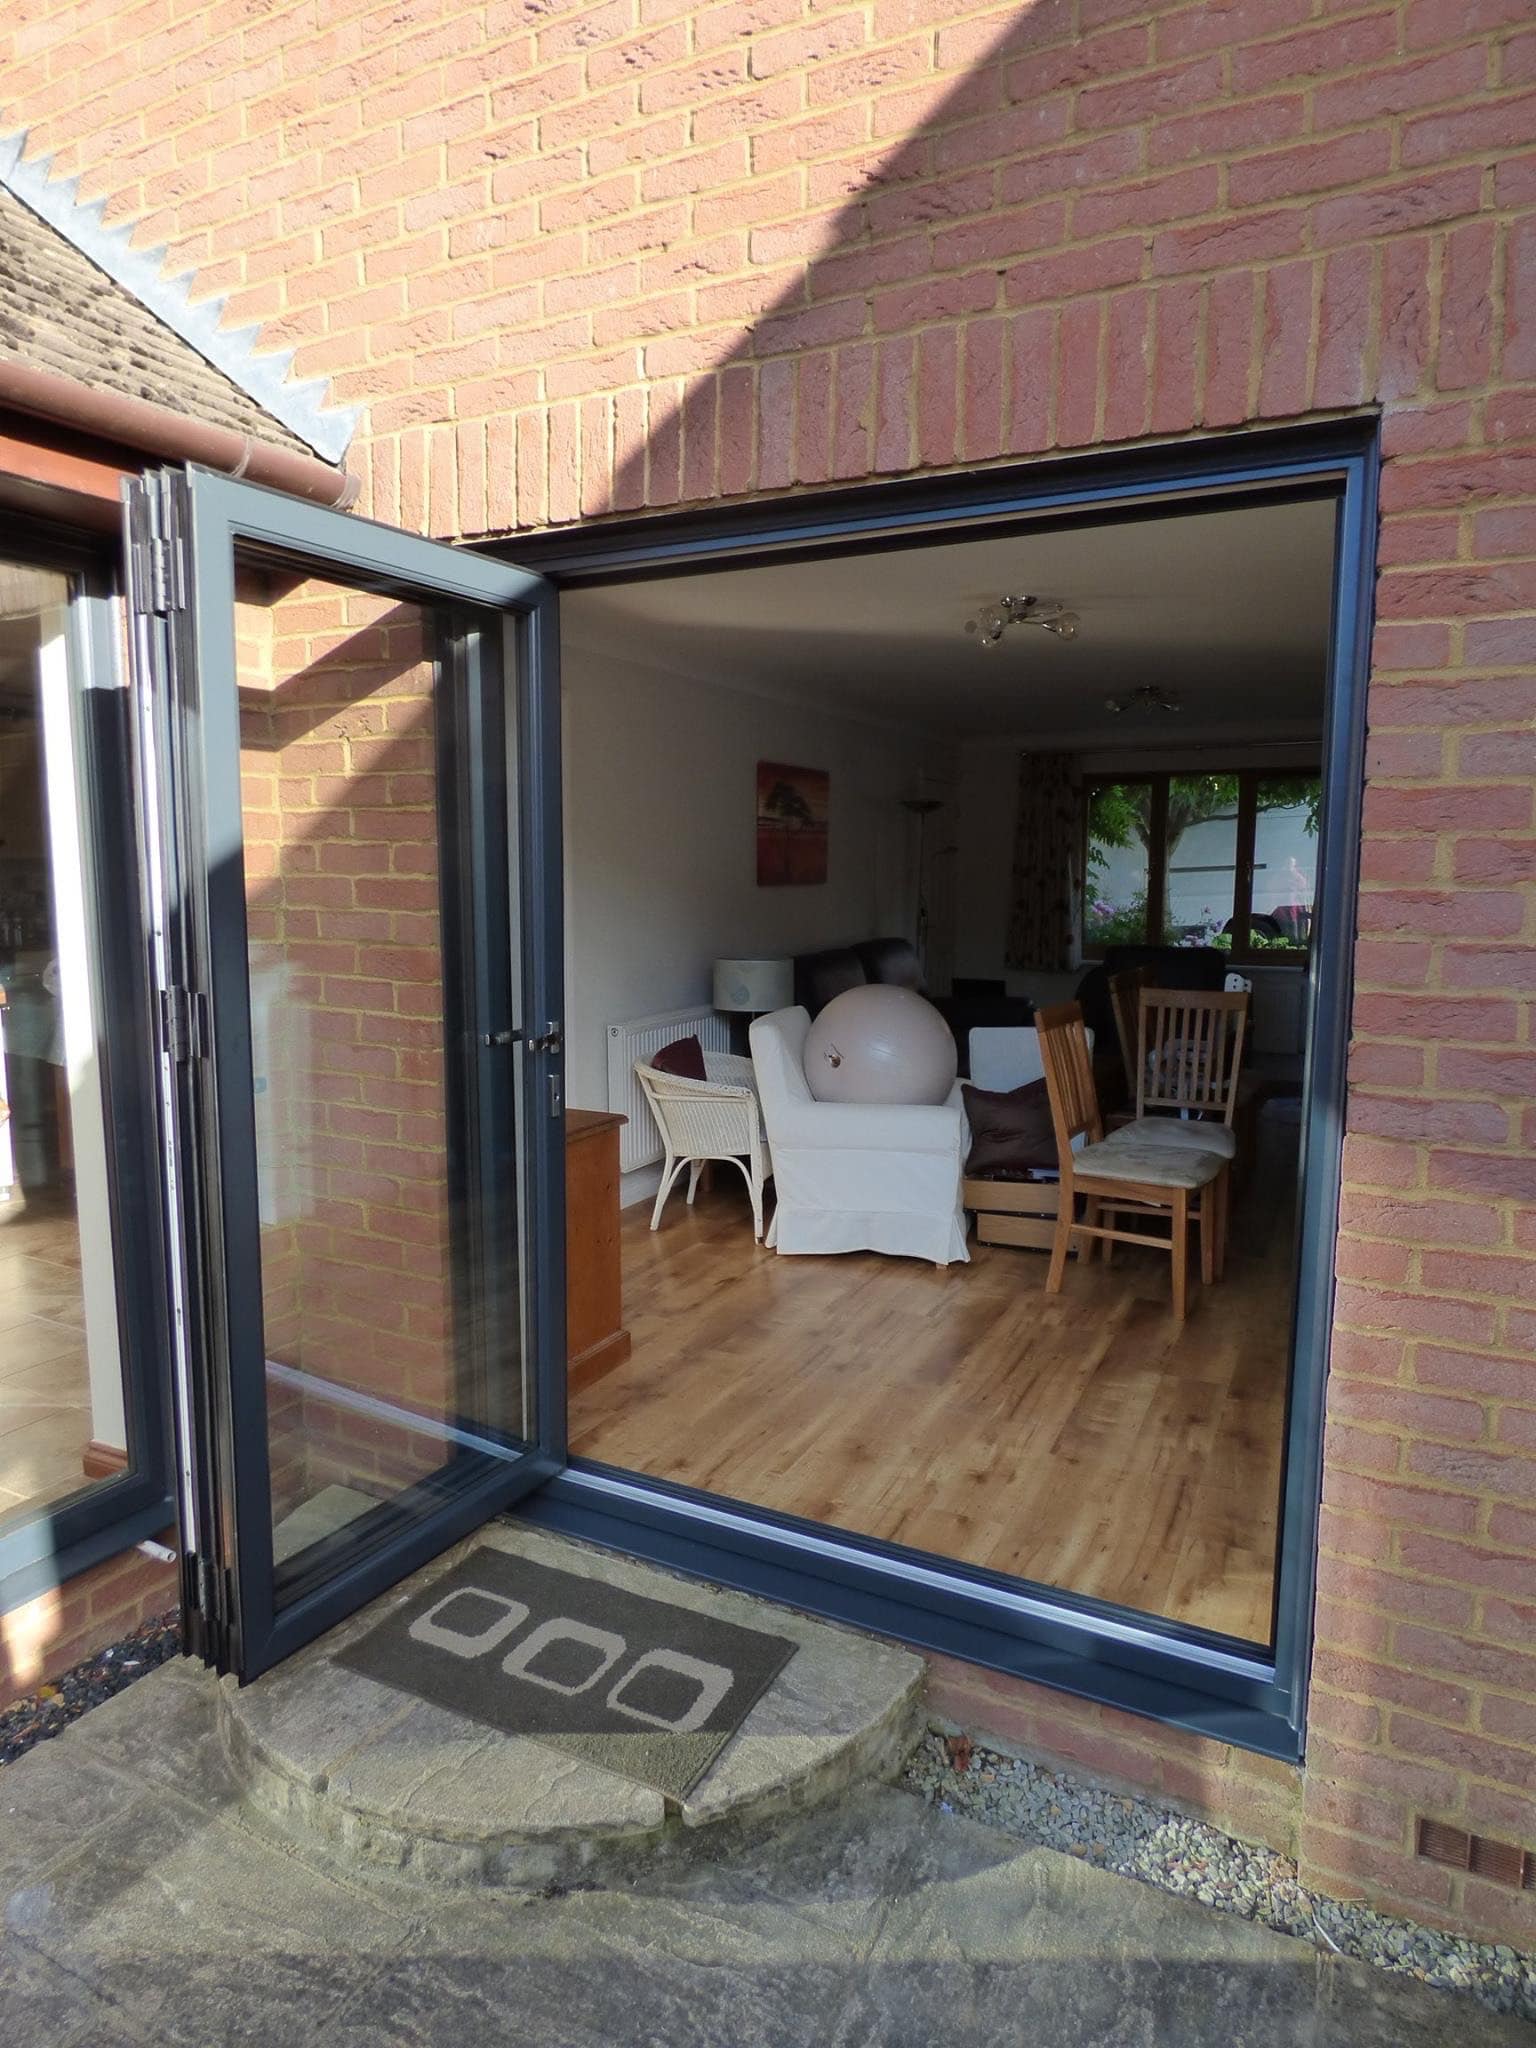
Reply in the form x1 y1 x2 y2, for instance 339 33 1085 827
124 466 566 1681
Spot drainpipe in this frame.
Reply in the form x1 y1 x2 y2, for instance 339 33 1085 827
0 357 357 508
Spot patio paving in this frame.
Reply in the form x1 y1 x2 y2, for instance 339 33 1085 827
0 1654 1521 2047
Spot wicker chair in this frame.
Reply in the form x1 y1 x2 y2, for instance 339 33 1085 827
634 1052 770 1240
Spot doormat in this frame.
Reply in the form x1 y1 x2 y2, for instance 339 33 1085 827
337 1548 798 1802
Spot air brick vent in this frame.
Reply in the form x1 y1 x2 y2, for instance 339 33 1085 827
1417 1818 1534 1889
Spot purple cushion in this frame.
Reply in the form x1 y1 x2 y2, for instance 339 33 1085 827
962 1078 1057 1180
650 1034 707 1080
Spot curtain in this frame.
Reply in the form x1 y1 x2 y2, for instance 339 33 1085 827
1005 751 1081 972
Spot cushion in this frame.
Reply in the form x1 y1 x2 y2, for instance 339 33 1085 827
962 1078 1057 1180
649 1034 707 1080
1123 1115 1237 1161
1075 1135 1225 1190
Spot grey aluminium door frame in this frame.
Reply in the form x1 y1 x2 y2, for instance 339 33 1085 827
125 464 567 1682
486 415 1380 1761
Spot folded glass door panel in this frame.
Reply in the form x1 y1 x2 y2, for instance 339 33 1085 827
125 467 564 1681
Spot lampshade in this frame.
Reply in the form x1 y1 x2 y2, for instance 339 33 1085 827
713 957 792 1014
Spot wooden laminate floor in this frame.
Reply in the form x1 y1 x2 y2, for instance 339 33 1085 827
572 1125 1298 1645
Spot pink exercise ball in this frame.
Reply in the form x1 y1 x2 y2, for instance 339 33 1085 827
804 984 957 1106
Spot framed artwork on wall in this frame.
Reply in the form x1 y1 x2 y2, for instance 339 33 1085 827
756 761 829 886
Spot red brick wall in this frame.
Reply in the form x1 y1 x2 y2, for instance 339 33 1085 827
0 1542 176 1702
4 0 1533 1944
238 577 459 1516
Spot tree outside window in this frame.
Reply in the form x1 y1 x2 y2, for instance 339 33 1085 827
1084 771 1320 960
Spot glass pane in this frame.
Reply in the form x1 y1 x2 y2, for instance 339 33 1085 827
1251 776 1321 949
1163 774 1240 947
234 565 523 1593
1084 781 1151 951
0 559 129 1531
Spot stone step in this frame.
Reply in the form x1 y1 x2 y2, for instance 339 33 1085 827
220 1520 925 1888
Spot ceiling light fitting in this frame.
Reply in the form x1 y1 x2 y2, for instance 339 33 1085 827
1105 685 1182 716
964 594 1080 647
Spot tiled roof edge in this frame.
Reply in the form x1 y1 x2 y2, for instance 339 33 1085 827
0 131 357 463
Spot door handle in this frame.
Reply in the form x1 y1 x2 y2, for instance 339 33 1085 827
525 1022 563 1056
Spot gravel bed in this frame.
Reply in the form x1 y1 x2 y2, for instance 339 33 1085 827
902 1723 1536 2026
0 1612 180 1768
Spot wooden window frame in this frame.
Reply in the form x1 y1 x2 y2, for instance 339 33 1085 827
1082 766 1321 966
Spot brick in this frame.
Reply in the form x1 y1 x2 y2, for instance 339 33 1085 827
830 341 874 481
1078 55 1226 133
1332 1282 1499 1346
1312 167 1484 250
915 325 957 469
1152 210 1305 279
1438 219 1498 391
1203 271 1253 428
1101 289 1149 443
960 316 1005 462
1298 1825 1457 1913
1254 259 1312 419
1339 1133 1427 1197
1230 132 1392 209
1505 217 1536 384
999 133 1141 205
1314 46 1489 129
1007 305 1055 455
1359 995 1515 1048
1235 14 1399 93
1005 240 1144 308
1322 1467 1480 1533
1314 1557 1474 1630
1150 94 1304 171
873 334 914 472
1399 1532 1536 1600
1056 297 1102 447
1403 89 1536 169
1073 165 1220 239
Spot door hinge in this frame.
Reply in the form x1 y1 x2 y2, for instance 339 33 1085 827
161 985 208 1062
130 531 187 617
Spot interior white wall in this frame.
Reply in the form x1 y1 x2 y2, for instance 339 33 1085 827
953 742 1020 987
561 639 953 1122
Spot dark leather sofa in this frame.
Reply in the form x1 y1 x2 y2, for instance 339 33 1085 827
792 938 1034 1072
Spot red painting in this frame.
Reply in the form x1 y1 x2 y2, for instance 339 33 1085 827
756 761 829 886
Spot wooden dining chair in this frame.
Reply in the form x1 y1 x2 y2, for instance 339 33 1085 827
1035 1002 1227 1321
1130 986 1249 1275
1106 963 1149 1107
1136 986 1250 1130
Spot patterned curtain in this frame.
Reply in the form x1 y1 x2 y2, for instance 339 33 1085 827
1005 751 1081 972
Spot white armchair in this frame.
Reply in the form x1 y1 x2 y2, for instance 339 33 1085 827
749 1006 969 1266
635 1051 770 1240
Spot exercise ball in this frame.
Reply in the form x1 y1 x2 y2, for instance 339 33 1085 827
804 984 957 1106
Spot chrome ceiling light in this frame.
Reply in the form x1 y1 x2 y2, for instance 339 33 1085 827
964 594 1080 647
1104 684 1182 716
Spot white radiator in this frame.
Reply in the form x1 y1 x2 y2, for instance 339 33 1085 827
606 1006 731 1173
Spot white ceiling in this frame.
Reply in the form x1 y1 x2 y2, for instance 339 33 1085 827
562 495 1337 746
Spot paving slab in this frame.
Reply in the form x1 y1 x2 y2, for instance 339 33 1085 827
1 1693 1517 2048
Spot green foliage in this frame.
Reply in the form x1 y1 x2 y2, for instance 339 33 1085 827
1083 888 1150 947
1087 775 1321 860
